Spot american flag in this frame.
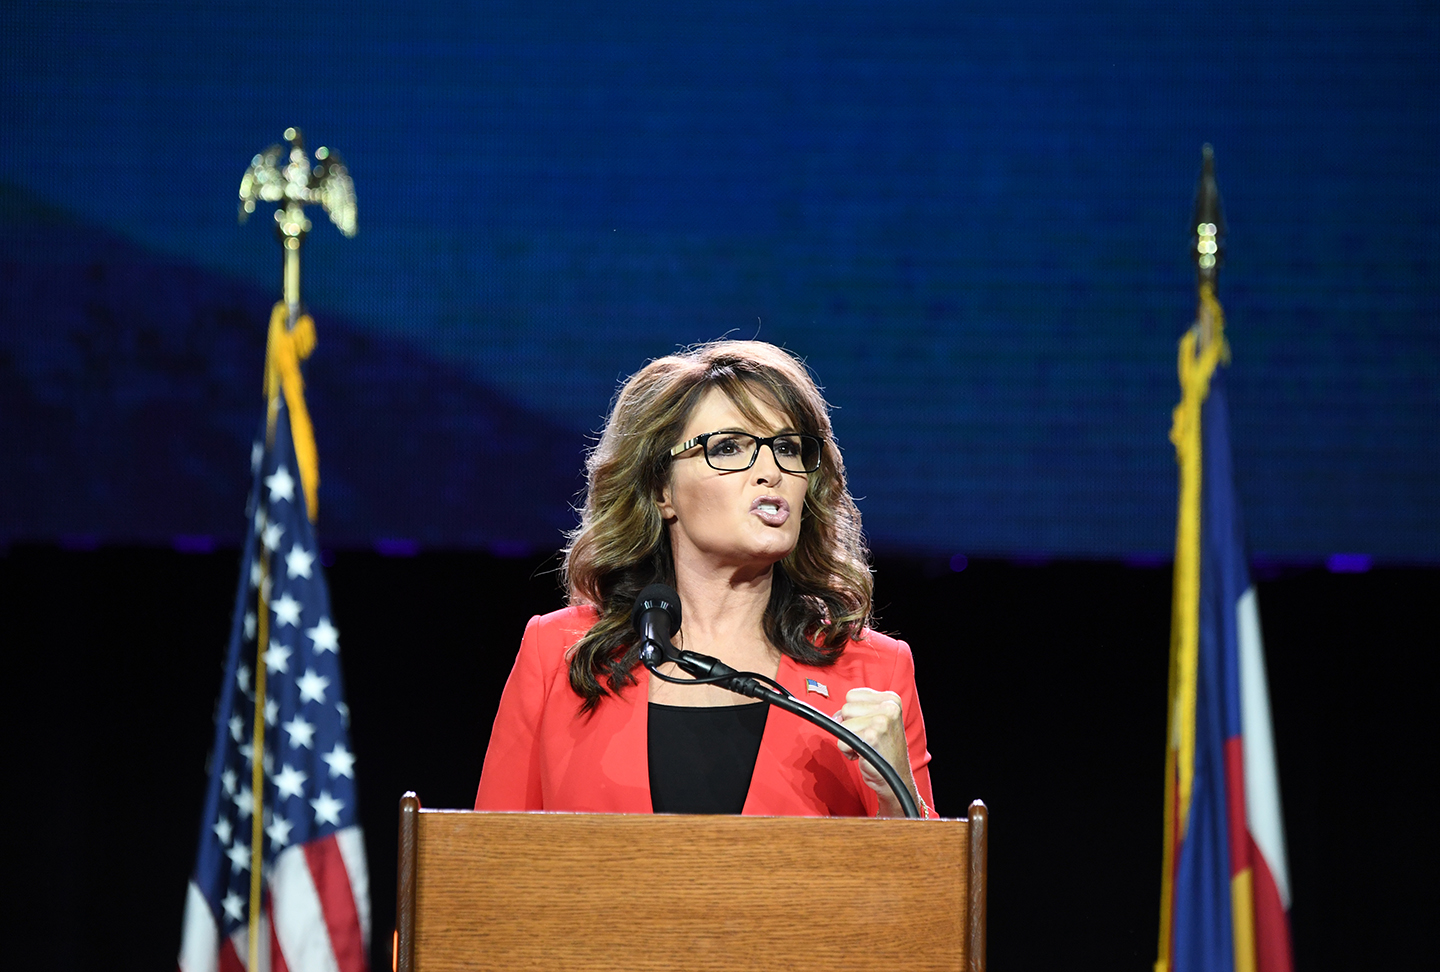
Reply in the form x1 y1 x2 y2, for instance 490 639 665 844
179 393 370 972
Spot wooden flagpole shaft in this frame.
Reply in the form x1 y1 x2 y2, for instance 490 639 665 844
247 548 270 972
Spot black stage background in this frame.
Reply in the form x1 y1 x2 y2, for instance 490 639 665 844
6 545 1430 969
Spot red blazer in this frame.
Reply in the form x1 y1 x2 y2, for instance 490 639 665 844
475 605 935 817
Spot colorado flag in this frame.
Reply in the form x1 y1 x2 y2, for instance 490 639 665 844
1157 285 1293 972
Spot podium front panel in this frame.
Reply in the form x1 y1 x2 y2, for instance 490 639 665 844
402 808 978 972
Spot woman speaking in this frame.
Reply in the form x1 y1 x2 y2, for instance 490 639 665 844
476 340 934 818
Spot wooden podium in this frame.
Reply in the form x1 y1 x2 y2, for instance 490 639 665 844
395 793 987 972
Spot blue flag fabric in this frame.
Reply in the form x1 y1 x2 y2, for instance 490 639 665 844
1174 362 1247 967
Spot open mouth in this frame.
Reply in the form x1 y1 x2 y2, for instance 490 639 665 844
750 496 791 524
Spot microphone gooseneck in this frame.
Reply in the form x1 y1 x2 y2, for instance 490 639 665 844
628 583 921 819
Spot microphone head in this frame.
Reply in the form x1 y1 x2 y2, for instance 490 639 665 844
631 583 682 634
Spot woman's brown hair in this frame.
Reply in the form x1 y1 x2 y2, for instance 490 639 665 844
561 339 873 710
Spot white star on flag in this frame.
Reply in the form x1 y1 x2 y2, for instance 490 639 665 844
228 715 244 742
223 890 245 922
234 785 253 819
307 617 339 654
261 521 285 551
311 791 345 827
243 611 257 639
322 743 356 779
265 465 295 504
297 669 330 705
266 815 294 848
285 544 315 579
274 764 308 800
265 643 292 674
249 560 263 589
226 841 250 875
236 664 251 694
283 715 317 750
264 697 279 727
272 593 302 628
250 440 264 473
221 768 238 795
213 817 233 845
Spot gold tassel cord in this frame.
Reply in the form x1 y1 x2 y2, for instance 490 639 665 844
1156 281 1229 972
264 301 321 522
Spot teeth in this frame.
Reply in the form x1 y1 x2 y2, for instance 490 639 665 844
758 503 779 514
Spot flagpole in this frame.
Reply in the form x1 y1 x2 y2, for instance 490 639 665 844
247 557 271 971
237 127 356 972
1157 144 1229 972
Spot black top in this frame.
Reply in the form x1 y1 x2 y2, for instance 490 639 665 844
648 701 769 814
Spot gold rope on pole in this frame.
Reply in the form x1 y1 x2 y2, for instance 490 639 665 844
265 302 320 521
1157 287 1227 972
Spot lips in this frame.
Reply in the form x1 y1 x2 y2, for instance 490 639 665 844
750 495 791 526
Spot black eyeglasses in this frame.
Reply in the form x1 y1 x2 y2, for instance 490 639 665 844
669 430 824 473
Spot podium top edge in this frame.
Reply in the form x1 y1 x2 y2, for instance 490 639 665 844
415 808 970 823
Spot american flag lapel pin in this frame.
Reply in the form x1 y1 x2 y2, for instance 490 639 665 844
805 678 829 698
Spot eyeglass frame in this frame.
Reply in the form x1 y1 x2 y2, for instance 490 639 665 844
668 430 825 474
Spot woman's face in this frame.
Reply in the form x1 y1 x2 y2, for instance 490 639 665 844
658 387 810 577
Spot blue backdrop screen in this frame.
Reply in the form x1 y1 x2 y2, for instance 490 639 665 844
2 1 1436 560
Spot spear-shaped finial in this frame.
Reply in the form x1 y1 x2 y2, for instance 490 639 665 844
1190 144 1227 352
1192 143 1224 287
239 127 356 320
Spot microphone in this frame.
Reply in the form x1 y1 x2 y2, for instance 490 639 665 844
631 583 745 682
631 583 682 667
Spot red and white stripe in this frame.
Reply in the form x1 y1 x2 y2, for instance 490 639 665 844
179 827 370 972
1236 590 1293 972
